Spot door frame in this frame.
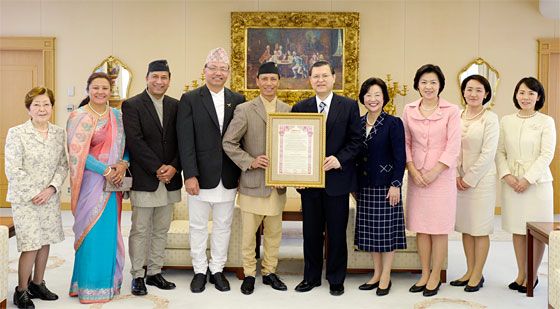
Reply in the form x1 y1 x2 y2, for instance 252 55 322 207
537 38 560 214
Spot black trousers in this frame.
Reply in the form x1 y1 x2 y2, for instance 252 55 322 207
300 189 349 285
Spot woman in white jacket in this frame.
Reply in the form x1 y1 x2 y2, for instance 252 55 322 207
496 77 556 293
451 75 499 293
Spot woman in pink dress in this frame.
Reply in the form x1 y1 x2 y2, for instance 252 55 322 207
402 64 461 297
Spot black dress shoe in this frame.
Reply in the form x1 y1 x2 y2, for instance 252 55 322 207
450 278 469 287
329 283 344 296
241 276 255 295
13 287 35 309
209 272 230 291
146 273 176 290
263 273 287 291
422 282 442 297
518 278 538 293
190 273 207 293
409 283 426 293
131 277 148 296
28 281 58 300
464 276 484 292
358 281 379 290
508 281 522 291
294 280 321 292
376 281 392 296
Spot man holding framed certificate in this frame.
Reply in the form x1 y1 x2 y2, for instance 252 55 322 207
291 60 361 296
223 62 291 295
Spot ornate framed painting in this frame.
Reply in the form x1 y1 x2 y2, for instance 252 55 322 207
231 12 359 104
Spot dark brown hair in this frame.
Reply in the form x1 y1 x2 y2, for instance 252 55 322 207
25 87 55 109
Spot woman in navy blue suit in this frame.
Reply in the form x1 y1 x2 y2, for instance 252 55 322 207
354 78 406 296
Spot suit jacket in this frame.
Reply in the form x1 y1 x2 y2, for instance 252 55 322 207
291 93 361 196
122 90 182 192
357 112 406 188
223 96 291 198
177 85 246 189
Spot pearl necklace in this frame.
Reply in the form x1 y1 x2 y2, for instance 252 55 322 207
463 108 485 121
365 112 379 126
420 102 438 112
88 103 108 117
516 111 538 119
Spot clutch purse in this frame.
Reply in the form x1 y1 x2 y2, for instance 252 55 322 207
104 166 132 192
104 176 132 192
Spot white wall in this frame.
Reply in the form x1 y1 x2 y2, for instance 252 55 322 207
1 0 559 201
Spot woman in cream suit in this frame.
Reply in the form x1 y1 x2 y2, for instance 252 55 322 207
451 75 499 292
5 87 68 308
497 77 556 293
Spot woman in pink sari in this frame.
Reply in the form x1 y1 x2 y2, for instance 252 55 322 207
66 72 128 304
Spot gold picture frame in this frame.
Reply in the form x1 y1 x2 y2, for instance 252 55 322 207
457 57 500 109
231 12 360 105
266 113 326 187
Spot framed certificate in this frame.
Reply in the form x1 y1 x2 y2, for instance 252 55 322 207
265 112 325 187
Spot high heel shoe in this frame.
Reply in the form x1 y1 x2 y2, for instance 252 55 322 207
422 281 442 297
508 281 522 291
518 278 538 293
376 281 392 296
409 283 426 293
358 281 379 290
464 276 484 292
450 278 469 287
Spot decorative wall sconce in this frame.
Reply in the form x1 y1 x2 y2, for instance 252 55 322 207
384 74 407 116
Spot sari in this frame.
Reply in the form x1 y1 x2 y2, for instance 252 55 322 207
66 106 126 303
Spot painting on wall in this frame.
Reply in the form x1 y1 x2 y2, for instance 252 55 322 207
231 12 359 104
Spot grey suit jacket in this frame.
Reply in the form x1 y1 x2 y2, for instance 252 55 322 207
223 96 291 198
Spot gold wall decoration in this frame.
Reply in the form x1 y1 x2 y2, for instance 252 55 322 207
231 12 360 105
383 74 407 116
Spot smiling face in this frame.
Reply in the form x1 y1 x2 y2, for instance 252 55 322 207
88 77 111 106
28 94 52 124
146 71 170 99
515 83 539 112
256 73 279 101
363 84 384 115
204 61 230 90
417 72 440 100
309 64 335 97
463 79 487 108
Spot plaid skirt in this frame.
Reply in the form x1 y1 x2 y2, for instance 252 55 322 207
354 186 406 252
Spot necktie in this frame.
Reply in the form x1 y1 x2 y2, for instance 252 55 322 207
319 101 326 113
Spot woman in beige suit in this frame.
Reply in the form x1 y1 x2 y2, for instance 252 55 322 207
451 75 499 292
223 62 291 295
5 87 68 308
497 77 556 293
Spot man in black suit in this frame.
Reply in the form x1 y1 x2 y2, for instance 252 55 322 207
292 60 361 296
122 60 182 296
177 48 245 293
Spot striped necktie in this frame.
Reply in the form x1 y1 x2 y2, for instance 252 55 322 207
319 101 326 113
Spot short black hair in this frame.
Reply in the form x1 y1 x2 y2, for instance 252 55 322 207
513 77 545 111
461 74 492 105
309 60 335 76
413 64 445 95
359 77 390 107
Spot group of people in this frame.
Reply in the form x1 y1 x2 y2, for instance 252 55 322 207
4 45 555 308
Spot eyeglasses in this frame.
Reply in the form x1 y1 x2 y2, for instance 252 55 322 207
311 74 332 81
206 66 229 73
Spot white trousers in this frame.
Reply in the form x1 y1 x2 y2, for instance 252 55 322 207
188 195 235 274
